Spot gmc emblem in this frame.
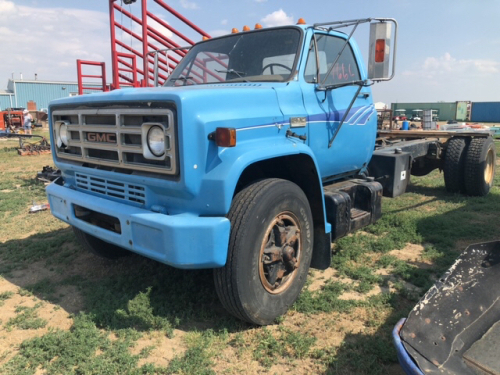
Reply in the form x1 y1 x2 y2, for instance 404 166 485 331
86 132 117 143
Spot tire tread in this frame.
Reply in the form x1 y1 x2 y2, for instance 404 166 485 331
214 178 294 323
72 226 129 259
443 137 468 193
464 137 495 196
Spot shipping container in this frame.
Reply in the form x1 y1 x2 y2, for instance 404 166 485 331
471 102 500 123
391 102 457 122
455 101 470 121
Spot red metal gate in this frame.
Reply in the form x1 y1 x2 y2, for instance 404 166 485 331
77 0 211 94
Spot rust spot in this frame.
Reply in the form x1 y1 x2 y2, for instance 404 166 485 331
458 285 463 291
432 360 439 366
465 309 470 315
441 336 446 341
410 333 416 338
425 318 431 324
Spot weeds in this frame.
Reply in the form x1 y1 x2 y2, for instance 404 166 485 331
252 327 316 368
5 303 47 330
0 137 498 373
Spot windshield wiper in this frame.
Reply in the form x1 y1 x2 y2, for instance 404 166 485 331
215 69 249 82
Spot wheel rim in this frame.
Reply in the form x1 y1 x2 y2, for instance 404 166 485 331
259 212 301 294
484 148 495 185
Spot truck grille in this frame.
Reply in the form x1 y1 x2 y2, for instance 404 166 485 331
75 172 146 205
52 108 177 176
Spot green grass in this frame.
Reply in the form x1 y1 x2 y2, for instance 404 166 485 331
5 303 47 330
0 139 498 373
251 327 316 368
1 314 162 375
0 291 14 307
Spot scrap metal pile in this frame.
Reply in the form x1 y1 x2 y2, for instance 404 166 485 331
17 135 51 156
0 132 51 155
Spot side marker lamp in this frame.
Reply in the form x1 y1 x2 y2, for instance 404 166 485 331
375 39 386 63
208 127 236 147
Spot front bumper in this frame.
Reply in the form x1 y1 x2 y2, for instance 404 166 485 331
46 179 230 269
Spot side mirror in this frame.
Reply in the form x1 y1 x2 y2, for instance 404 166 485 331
368 19 397 81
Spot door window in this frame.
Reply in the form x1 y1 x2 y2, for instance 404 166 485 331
304 34 360 85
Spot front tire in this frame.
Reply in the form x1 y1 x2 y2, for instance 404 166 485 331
72 227 130 259
214 179 314 325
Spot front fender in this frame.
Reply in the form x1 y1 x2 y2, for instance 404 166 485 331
200 135 329 232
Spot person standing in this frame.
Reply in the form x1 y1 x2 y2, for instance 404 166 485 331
23 109 33 135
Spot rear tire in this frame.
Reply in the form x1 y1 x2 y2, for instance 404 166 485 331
464 137 496 196
443 137 468 193
72 227 130 259
214 178 313 325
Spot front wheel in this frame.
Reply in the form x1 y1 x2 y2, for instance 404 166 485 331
72 226 130 259
214 179 314 325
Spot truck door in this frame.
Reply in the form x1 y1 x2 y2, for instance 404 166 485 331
300 32 377 180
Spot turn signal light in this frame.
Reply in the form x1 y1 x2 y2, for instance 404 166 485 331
297 18 306 25
202 36 210 41
375 39 385 63
208 128 237 147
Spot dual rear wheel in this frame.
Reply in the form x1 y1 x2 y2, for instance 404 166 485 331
444 136 496 196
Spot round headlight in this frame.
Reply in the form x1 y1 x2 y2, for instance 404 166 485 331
60 124 68 146
56 122 68 148
147 126 165 157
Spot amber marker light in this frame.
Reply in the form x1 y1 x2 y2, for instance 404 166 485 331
254 23 263 29
243 25 250 31
375 39 386 63
231 28 239 33
208 128 237 147
297 18 306 25
202 36 210 40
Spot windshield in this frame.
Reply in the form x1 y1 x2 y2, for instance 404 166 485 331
164 28 302 86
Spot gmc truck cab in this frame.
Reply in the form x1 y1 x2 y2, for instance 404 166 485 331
47 19 404 324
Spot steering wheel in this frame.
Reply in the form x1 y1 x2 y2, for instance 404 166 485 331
262 63 292 75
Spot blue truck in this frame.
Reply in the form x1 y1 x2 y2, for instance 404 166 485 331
46 18 496 325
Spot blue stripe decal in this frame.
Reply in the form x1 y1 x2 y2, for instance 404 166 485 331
235 105 375 132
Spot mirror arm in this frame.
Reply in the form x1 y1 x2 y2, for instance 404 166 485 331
327 83 364 148
312 34 321 85
149 46 191 87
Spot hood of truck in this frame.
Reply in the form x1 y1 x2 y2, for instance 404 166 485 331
50 83 281 108
49 83 288 131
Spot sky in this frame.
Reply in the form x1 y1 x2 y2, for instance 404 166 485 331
0 0 499 105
